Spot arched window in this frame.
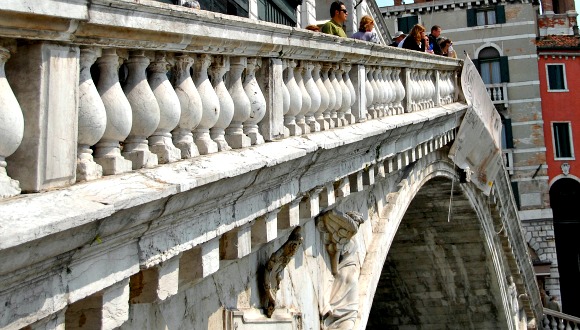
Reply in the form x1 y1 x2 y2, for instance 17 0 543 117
473 46 510 84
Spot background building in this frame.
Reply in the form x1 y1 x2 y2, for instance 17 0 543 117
381 0 564 306
537 9 579 315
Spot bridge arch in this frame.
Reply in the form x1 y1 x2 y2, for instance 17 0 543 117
354 149 531 329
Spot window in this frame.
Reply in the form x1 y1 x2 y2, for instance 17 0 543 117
553 122 574 159
473 47 510 84
397 15 418 34
547 64 567 91
467 6 506 27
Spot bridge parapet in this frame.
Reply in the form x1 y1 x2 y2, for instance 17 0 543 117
0 1 543 330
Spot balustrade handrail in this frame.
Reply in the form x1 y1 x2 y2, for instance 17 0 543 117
544 308 580 323
1 0 458 66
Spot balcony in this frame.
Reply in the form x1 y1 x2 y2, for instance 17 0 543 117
485 82 509 107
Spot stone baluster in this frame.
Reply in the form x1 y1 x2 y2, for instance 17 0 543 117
330 64 342 127
148 52 182 163
412 70 420 110
383 67 394 116
284 59 302 136
321 63 336 129
313 62 329 131
295 61 311 134
343 63 356 125
225 56 251 149
77 47 106 182
420 70 429 109
209 55 233 151
393 68 405 114
416 69 424 111
94 49 133 175
436 71 447 105
365 66 374 119
172 54 202 158
337 63 350 127
303 61 321 132
281 60 291 137
0 45 24 197
369 67 379 118
122 50 159 169
424 70 432 109
193 54 219 154
243 58 267 144
426 71 436 108
373 66 385 117
447 71 455 104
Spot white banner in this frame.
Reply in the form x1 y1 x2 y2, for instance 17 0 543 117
449 54 503 195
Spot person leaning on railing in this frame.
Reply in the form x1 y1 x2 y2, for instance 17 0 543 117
401 24 426 52
321 1 348 37
350 15 379 43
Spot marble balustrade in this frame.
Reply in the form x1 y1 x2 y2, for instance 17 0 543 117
0 0 461 199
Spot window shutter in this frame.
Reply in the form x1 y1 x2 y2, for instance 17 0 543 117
500 56 510 82
467 8 477 27
496 5 506 24
472 58 481 74
504 118 514 149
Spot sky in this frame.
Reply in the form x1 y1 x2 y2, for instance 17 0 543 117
377 0 580 12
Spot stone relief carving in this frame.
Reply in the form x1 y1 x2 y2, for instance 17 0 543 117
317 210 365 330
263 226 303 318
561 162 570 176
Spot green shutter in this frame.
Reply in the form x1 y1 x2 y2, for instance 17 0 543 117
467 8 477 27
504 118 514 149
495 5 506 24
472 59 481 74
499 56 510 82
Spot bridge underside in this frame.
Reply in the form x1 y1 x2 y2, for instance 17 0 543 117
367 177 509 329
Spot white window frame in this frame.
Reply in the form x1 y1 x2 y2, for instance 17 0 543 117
552 121 575 160
546 63 568 92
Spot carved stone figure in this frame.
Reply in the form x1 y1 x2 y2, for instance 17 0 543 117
317 210 365 330
263 226 303 318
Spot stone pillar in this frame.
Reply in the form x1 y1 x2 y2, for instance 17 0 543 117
93 48 133 175
148 52 182 164
299 0 317 26
122 50 160 169
330 64 342 126
259 58 286 141
76 47 106 183
6 42 79 192
0 43 24 197
172 54 202 158
365 66 375 119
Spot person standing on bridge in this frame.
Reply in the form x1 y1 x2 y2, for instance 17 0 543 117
547 296 561 312
351 15 379 43
321 1 348 38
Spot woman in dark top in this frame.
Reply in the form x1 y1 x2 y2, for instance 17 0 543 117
402 24 426 52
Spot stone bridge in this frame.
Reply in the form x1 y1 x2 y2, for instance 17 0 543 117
0 1 541 329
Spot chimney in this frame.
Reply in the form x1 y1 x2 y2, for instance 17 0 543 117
394 0 403 5
542 0 554 13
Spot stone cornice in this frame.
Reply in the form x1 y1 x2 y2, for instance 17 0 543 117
381 0 538 17
0 0 461 68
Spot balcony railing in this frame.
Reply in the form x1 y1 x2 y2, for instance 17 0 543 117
485 82 508 107
0 0 462 199
543 308 580 330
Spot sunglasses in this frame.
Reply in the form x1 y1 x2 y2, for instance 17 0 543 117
340 9 348 13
